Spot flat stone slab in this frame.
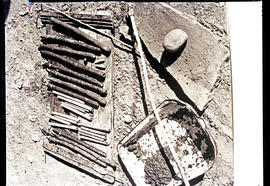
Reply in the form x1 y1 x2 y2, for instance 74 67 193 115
134 3 228 111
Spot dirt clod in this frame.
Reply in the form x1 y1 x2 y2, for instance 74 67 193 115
144 152 173 186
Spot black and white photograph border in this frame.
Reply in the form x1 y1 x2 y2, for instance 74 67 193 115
228 2 263 186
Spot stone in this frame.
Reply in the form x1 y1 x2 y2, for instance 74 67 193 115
27 155 33 163
123 114 132 124
163 28 188 53
135 101 141 108
28 115 37 122
210 122 217 128
17 80 23 90
14 136 23 144
32 134 40 142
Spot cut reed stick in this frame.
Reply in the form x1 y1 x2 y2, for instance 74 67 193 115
80 127 107 139
53 115 78 125
52 111 80 123
46 114 71 125
48 122 78 131
52 90 84 104
62 102 88 114
57 95 93 113
79 129 106 141
79 134 109 146
61 103 93 122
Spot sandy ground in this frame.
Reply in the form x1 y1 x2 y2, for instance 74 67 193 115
5 1 233 185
